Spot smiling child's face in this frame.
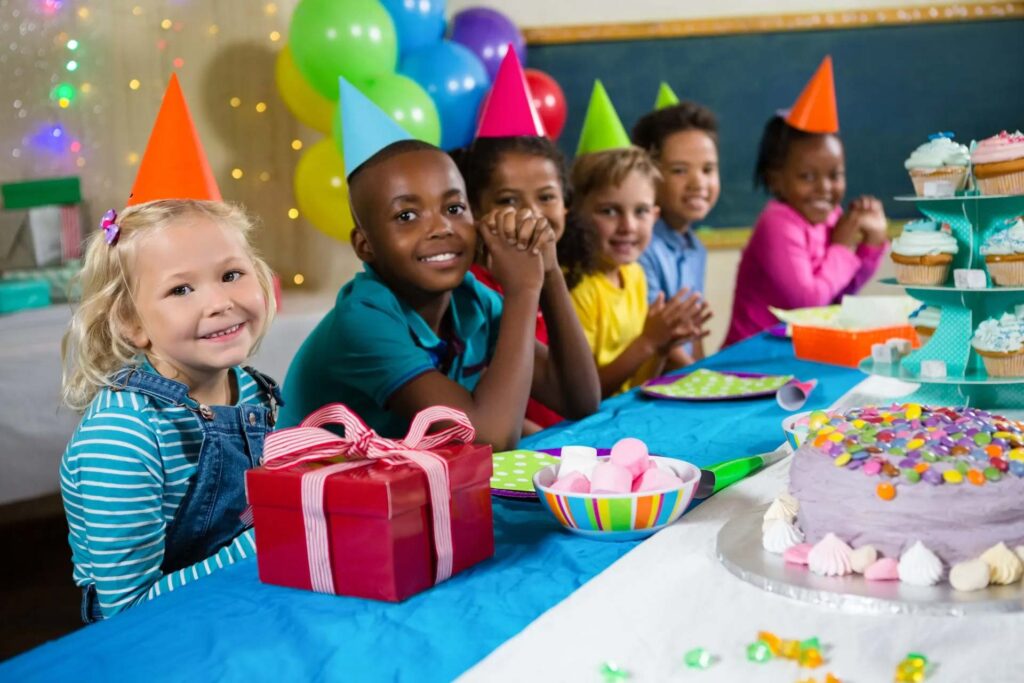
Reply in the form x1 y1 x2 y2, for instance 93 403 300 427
126 215 267 388
351 149 477 301
769 134 846 225
583 169 660 272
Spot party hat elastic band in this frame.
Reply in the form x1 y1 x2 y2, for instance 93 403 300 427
784 56 838 134
654 82 680 110
127 73 221 206
337 75 414 177
476 46 545 138
575 80 631 155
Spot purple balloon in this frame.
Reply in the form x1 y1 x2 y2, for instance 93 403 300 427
448 7 525 81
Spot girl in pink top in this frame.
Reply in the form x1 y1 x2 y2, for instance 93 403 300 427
724 116 888 345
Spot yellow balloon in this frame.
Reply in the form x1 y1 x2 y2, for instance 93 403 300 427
275 45 335 134
293 138 355 243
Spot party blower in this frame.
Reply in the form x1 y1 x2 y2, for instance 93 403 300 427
693 449 789 500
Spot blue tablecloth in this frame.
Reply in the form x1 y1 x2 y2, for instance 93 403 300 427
1 335 864 682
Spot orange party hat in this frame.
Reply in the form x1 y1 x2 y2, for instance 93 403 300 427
127 74 221 206
784 56 838 134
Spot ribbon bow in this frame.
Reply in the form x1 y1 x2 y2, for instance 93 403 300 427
262 404 476 594
100 209 119 246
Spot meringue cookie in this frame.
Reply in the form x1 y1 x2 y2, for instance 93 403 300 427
864 557 900 581
949 559 991 592
808 533 854 577
980 542 1024 585
850 545 878 574
783 543 813 566
762 518 804 554
762 493 799 531
898 541 944 586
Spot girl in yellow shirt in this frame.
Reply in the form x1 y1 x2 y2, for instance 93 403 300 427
562 147 706 397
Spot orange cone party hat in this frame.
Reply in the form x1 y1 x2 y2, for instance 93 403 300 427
784 56 838 134
475 46 545 138
127 74 221 206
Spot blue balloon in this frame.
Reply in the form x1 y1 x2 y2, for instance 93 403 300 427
400 41 490 150
380 0 446 58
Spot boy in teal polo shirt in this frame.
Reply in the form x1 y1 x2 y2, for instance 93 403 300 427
278 79 599 447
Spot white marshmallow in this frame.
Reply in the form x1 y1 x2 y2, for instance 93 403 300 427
920 360 947 378
954 268 987 289
872 343 900 365
557 445 599 480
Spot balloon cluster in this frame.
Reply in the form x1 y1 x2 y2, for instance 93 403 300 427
276 1 567 243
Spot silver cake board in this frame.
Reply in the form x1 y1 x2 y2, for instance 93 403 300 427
716 506 1024 616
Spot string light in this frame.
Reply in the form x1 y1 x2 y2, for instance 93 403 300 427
255 102 267 113
160 18 172 30
126 152 139 164
128 79 140 90
65 59 78 71
293 273 305 285
259 171 270 182
66 39 78 50
265 3 278 16
287 208 299 219
269 31 281 42
76 7 89 20
229 96 241 107
291 139 303 150
231 168 243 179
173 57 184 68
132 6 143 16
80 82 91 93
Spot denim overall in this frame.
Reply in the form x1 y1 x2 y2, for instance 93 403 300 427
81 365 282 623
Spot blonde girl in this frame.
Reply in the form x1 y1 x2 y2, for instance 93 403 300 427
60 199 281 621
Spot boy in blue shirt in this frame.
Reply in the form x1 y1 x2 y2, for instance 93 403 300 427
632 99 719 361
279 81 599 447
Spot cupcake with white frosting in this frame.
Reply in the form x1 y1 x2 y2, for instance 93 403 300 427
904 133 970 197
971 311 1024 377
891 219 959 285
909 305 940 344
981 216 1024 286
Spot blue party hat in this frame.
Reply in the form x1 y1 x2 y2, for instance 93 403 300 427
338 75 413 177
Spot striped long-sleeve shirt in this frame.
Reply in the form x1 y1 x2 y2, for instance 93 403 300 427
59 366 270 618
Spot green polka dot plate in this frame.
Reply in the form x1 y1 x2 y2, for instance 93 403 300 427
641 368 793 401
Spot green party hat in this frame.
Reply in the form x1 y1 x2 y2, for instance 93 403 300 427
575 80 631 155
654 82 680 110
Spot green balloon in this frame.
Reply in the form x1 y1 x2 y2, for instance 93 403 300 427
363 74 441 146
332 75 442 157
290 0 397 100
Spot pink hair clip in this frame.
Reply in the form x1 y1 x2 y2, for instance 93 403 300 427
100 209 119 245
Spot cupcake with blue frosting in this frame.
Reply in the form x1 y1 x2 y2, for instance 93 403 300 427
891 219 959 285
904 132 970 197
971 311 1024 377
981 216 1024 286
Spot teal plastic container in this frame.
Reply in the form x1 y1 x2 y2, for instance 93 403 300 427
0 279 51 314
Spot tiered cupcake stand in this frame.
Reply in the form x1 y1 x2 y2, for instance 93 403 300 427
858 193 1024 408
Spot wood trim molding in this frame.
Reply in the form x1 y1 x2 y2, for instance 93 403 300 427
522 2 1024 45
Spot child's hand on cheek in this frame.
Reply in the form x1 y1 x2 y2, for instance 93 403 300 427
479 207 550 296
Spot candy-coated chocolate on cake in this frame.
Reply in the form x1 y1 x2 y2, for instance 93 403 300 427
767 404 1024 591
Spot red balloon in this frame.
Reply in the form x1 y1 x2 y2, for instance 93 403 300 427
524 68 567 141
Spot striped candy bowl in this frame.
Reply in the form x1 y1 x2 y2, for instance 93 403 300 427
533 456 700 541
782 410 813 450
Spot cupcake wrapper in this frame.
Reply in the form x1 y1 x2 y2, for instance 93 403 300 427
980 352 1024 378
895 262 951 286
909 167 968 197
976 168 1024 196
986 260 1024 286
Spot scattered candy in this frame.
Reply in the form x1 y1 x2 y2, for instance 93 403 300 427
746 641 773 663
683 647 715 670
598 660 630 681
876 481 896 500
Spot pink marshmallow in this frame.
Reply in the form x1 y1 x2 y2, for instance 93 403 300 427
631 466 684 492
590 462 633 494
549 471 591 494
610 437 650 478
864 557 900 581
783 543 813 565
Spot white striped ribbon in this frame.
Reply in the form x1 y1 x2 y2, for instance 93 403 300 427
262 404 476 594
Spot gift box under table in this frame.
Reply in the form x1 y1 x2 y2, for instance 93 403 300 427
246 442 494 602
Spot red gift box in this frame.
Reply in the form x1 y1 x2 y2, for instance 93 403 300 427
246 404 494 602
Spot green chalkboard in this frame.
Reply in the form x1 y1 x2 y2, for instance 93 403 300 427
527 19 1024 227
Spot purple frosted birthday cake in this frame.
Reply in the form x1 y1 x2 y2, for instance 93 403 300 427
764 404 1024 591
